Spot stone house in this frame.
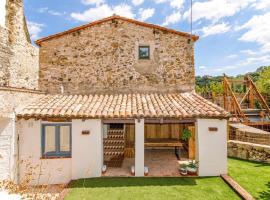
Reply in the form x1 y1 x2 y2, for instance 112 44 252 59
0 2 230 185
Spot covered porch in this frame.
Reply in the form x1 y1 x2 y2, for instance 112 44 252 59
102 119 196 177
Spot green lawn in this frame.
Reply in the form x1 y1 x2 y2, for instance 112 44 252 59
228 157 270 200
65 158 270 200
65 177 239 200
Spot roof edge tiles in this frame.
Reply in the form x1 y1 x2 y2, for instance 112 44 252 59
16 92 230 120
35 15 199 46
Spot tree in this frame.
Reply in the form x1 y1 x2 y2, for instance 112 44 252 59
256 66 270 95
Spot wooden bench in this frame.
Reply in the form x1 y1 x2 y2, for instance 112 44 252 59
145 139 183 160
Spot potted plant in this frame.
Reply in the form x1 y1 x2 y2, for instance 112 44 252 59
179 163 187 176
187 160 198 175
181 128 192 142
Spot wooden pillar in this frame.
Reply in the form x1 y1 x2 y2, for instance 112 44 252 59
188 126 196 159
135 119 144 177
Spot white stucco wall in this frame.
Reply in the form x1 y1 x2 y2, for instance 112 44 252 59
0 115 17 182
0 0 6 27
135 119 144 176
18 120 72 185
71 119 103 180
18 119 103 185
196 118 227 176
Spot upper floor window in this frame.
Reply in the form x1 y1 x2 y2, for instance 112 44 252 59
41 124 71 158
139 46 150 60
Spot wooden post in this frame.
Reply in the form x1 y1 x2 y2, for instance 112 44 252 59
188 126 196 159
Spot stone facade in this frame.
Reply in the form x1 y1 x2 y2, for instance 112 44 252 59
39 18 195 94
228 140 270 164
0 0 39 90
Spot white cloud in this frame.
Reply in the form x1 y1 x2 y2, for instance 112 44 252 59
212 65 238 72
199 66 206 69
239 55 270 66
162 11 181 26
227 54 237 58
152 0 168 3
238 12 270 53
27 21 44 40
48 10 66 16
184 0 256 23
138 8 155 21
152 0 184 9
38 7 48 13
38 7 66 16
170 0 184 9
240 49 258 55
81 0 104 6
132 0 144 6
252 0 270 10
71 4 135 22
201 22 231 37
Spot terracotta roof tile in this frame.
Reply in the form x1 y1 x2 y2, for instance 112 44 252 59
16 93 230 119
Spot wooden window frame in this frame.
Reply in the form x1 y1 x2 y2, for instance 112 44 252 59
41 123 72 158
138 46 150 60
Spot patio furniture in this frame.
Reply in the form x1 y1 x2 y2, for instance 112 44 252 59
144 139 183 160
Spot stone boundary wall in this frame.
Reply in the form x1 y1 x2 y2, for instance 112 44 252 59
228 140 270 164
229 123 270 146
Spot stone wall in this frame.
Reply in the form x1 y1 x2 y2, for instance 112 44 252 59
0 88 43 181
0 88 44 115
39 18 195 94
0 26 10 86
0 0 39 90
229 123 270 146
228 140 270 164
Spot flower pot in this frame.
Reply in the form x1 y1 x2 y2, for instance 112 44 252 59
180 167 187 176
187 167 197 175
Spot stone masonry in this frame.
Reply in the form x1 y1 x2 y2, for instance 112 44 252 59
0 0 39 90
229 123 270 146
228 123 270 163
228 140 270 164
38 17 195 94
0 0 40 182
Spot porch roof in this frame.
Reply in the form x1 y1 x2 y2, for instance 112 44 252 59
16 92 230 119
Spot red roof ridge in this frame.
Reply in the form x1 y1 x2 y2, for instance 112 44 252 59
35 15 199 46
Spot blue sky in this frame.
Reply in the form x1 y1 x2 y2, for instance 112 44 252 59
24 0 270 76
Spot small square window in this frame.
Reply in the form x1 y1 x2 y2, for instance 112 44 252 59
42 124 71 158
139 46 150 59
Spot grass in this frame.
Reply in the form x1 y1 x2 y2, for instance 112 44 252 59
228 157 270 200
65 158 270 200
65 177 239 200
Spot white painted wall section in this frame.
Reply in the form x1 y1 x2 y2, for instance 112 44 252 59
18 120 72 185
196 119 227 176
135 119 144 177
71 119 102 180
0 0 6 27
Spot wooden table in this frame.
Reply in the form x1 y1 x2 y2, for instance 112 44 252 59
144 139 183 160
